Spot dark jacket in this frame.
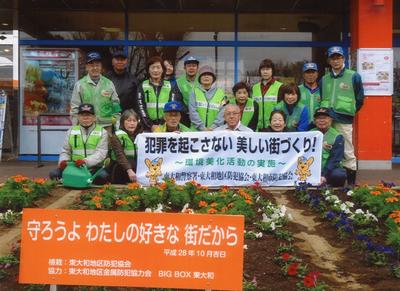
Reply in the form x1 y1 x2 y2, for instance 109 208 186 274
104 70 138 113
137 79 185 130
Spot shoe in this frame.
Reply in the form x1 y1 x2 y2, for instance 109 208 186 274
345 168 356 187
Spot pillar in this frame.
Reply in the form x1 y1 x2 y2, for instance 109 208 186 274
351 0 393 169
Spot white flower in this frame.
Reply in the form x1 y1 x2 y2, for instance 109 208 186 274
181 203 189 213
355 209 364 214
243 244 248 250
255 232 263 238
324 190 331 196
345 201 354 208
145 208 152 213
347 190 354 196
154 203 164 213
270 221 276 231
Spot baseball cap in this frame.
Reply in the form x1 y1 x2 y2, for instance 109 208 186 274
112 50 128 58
327 46 344 57
86 51 102 63
164 101 184 113
302 62 318 72
78 103 95 115
314 107 331 118
184 56 199 65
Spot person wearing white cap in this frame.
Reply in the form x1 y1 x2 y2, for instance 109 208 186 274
299 62 321 124
189 65 226 131
320 46 365 186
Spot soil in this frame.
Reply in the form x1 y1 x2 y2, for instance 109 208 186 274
0 187 399 290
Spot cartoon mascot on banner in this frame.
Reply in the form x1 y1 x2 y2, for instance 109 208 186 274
295 156 314 182
145 157 164 185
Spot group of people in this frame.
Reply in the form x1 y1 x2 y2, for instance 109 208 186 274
50 45 364 187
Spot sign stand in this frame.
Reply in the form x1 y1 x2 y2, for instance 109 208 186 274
0 90 7 161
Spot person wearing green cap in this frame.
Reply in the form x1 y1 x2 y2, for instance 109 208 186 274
70 51 121 132
320 46 364 186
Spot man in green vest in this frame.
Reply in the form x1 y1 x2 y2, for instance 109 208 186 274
313 107 346 187
176 56 200 107
252 58 283 131
320 46 365 186
49 103 109 184
70 51 121 132
299 62 321 125
154 101 190 132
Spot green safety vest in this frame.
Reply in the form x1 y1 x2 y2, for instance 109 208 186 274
156 123 191 132
79 75 119 124
229 98 255 127
252 80 282 129
312 127 341 170
299 84 321 123
142 80 172 121
176 75 199 106
193 87 226 128
321 69 356 116
111 130 136 160
274 101 305 130
68 125 103 161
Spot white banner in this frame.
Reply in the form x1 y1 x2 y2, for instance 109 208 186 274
136 131 323 187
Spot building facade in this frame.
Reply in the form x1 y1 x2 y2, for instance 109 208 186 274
0 0 397 169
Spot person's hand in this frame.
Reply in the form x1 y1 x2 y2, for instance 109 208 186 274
151 125 160 132
59 160 68 170
127 169 137 182
320 176 327 185
74 159 86 167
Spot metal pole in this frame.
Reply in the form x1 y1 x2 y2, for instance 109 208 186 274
37 114 42 168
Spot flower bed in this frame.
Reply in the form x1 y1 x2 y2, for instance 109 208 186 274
0 175 55 226
1 179 399 289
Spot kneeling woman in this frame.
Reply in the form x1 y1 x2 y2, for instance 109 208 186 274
274 83 309 131
108 110 143 184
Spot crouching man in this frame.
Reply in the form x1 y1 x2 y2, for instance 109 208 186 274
154 101 191 133
312 107 346 187
49 103 109 184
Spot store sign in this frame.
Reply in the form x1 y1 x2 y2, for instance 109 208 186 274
136 131 323 186
19 209 244 290
357 48 393 96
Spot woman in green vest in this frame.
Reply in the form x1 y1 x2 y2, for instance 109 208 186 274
137 56 185 132
251 58 283 131
188 65 227 131
228 82 259 131
108 109 143 184
274 83 309 132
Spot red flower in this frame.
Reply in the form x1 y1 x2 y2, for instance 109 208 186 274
304 272 320 287
304 276 315 287
287 262 299 276
281 253 291 261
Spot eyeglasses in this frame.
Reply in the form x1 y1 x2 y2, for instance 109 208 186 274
225 112 240 116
